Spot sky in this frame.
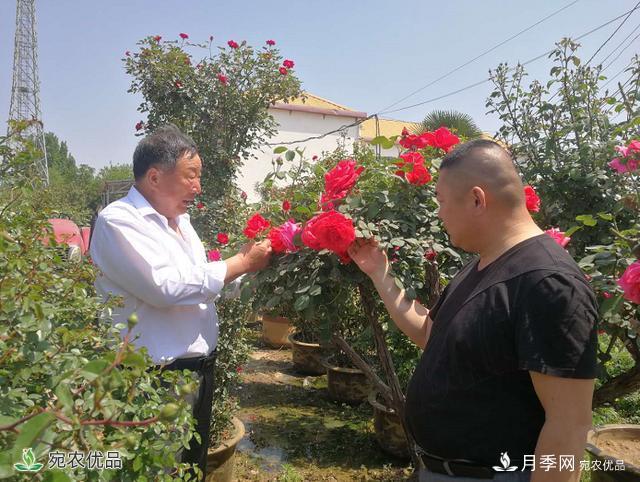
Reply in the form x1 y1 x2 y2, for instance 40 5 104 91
1 0 639 171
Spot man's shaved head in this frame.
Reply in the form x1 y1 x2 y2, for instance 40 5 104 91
440 139 524 209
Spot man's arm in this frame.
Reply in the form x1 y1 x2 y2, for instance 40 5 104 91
348 239 432 348
529 372 594 482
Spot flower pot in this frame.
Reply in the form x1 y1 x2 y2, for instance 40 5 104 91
261 315 293 348
288 332 325 375
586 424 640 482
368 390 410 460
206 416 245 482
322 355 372 404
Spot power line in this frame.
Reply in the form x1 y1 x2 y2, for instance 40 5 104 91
585 0 640 66
598 22 640 68
376 0 581 115
265 115 374 146
379 6 640 117
603 30 640 72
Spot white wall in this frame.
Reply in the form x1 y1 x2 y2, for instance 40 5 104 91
237 108 361 202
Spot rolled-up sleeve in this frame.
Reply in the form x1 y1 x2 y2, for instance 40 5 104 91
91 215 227 308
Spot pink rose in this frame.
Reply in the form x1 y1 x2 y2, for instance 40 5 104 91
179 33 189 40
228 40 239 49
207 249 221 261
268 220 301 253
545 228 570 248
618 260 640 304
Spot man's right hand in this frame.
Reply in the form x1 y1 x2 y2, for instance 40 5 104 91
240 240 272 272
348 238 389 282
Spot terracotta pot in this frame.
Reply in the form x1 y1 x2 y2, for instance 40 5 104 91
261 315 293 348
322 356 372 404
586 424 640 482
288 333 325 375
368 390 409 460
206 416 245 482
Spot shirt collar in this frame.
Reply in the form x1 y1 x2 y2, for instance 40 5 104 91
126 185 191 227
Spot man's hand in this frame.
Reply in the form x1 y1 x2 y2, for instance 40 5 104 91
348 238 389 282
240 240 272 272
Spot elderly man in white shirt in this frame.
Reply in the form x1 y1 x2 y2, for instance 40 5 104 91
90 125 271 478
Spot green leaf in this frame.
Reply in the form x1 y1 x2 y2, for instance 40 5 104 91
564 225 582 237
122 352 146 368
273 146 287 154
285 150 295 162
575 214 597 227
309 285 322 296
370 136 390 146
54 383 73 410
294 295 310 311
44 470 73 482
596 212 613 221
599 294 623 317
13 413 55 455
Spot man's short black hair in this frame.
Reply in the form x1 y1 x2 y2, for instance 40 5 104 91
132 124 198 180
440 138 507 170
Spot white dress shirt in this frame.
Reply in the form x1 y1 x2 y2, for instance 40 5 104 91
90 186 227 364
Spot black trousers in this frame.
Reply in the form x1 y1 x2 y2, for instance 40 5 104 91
162 351 217 480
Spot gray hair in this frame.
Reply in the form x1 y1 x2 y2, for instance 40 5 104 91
132 124 198 180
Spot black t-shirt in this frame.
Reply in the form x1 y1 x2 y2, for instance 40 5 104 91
404 234 599 467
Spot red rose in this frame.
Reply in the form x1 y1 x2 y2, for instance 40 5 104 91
279 67 288 75
602 291 612 299
425 249 437 261
228 40 239 49
217 74 228 85
175 80 183 88
399 134 429 150
312 155 318 161
282 200 291 212
430 127 460 153
179 33 189 39
196 202 204 210
401 127 410 137
283 59 295 69
207 249 221 261
217 232 229 244
243 213 270 239
268 220 301 253
266 39 276 46
153 35 162 42
321 159 364 209
135 121 144 131
524 185 541 213
395 151 424 177
302 211 355 262
406 162 432 185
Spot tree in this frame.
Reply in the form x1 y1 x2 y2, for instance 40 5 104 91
414 109 482 139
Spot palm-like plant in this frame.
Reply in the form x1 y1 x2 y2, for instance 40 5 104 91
415 109 483 139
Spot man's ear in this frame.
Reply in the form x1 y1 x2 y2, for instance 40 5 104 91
146 166 161 188
471 186 487 209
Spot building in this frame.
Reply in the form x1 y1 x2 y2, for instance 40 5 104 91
237 92 418 201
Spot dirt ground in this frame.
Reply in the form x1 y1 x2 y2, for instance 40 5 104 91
232 330 415 481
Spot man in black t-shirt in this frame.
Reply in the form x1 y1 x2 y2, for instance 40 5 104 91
348 139 598 482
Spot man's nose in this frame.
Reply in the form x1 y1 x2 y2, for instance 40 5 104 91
193 179 202 195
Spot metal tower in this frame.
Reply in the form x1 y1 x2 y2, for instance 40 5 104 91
8 0 48 185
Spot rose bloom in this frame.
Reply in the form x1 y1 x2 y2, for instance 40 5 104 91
427 127 460 153
179 33 189 39
618 260 640 304
609 157 639 174
228 40 239 49
302 210 355 262
266 39 276 46
135 121 144 131
283 59 295 69
207 249 221 262
196 202 204 210
279 67 288 75
217 74 228 85
524 185 541 212
320 159 364 209
399 134 430 150
217 232 229 244
544 228 570 248
406 162 431 185
243 213 271 239
268 220 301 253
153 35 162 42
282 200 291 212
